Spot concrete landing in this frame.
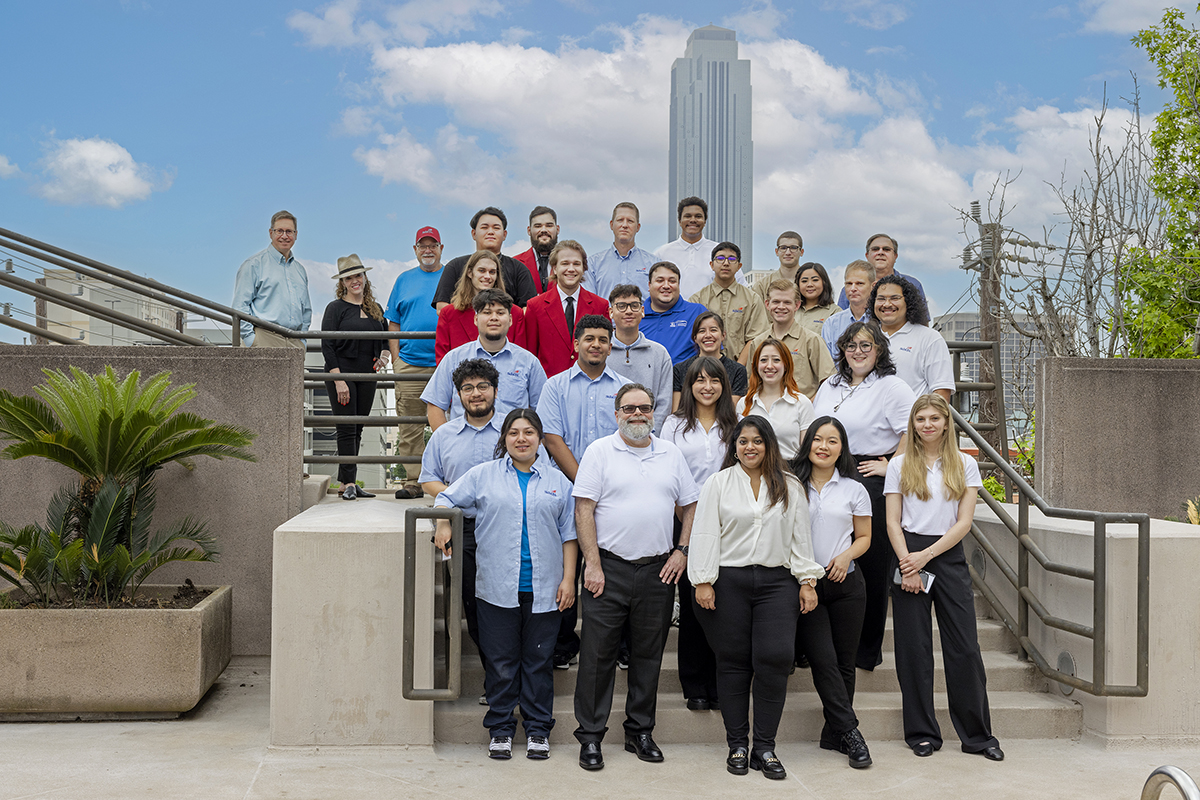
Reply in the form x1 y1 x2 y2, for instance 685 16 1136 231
1 658 1196 800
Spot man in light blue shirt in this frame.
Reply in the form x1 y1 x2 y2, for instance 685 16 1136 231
421 289 547 428
386 225 444 498
584 202 658 303
836 233 924 309
823 259 875 358
232 210 311 349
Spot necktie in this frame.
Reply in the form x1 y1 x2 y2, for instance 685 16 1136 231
564 295 575 339
538 255 550 288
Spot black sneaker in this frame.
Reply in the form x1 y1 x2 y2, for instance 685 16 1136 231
841 728 872 769
553 653 576 670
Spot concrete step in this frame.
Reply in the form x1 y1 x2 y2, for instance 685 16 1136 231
433 689 1081 745
455 649 1046 698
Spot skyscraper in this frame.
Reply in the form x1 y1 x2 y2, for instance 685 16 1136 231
668 25 754 269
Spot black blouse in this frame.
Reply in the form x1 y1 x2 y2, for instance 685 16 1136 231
321 299 387 372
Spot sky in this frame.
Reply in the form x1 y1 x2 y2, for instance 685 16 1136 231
0 0 1193 343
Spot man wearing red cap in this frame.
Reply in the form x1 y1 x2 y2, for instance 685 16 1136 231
384 226 445 499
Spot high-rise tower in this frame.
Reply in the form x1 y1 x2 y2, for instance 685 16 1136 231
668 26 754 268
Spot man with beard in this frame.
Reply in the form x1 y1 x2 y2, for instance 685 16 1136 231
537 314 631 670
432 207 538 310
421 358 504 680
571 384 700 771
421 289 547 430
515 206 560 294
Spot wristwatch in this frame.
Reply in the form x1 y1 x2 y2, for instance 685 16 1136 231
801 578 818 588
674 545 689 557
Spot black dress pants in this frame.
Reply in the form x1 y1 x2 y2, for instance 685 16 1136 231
442 517 485 670
796 567 866 744
573 551 673 743
674 516 717 702
324 363 376 485
850 455 890 670
891 531 999 752
693 565 799 752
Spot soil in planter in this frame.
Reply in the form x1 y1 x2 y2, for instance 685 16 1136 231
5 579 214 610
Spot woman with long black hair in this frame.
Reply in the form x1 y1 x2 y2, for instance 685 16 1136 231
689 416 824 780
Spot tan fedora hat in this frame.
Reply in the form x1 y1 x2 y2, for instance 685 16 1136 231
334 253 372 280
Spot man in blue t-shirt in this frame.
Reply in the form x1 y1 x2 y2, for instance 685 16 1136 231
385 226 444 499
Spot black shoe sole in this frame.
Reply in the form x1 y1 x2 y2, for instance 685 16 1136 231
749 757 786 780
849 756 873 769
727 762 748 775
579 760 604 770
625 743 664 762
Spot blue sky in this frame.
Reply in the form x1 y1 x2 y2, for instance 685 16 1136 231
0 0 1191 343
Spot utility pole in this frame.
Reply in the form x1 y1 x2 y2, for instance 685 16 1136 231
978 220 1003 455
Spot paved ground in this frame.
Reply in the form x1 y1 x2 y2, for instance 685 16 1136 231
2 658 1197 800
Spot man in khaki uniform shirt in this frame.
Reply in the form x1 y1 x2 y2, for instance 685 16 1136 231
751 230 805 306
742 279 834 399
688 241 770 363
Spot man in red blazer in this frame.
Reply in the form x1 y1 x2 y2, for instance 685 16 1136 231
514 205 560 294
522 239 609 377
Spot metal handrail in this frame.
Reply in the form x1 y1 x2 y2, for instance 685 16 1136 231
402 506 463 701
1143 767 1200 800
952 405 1150 697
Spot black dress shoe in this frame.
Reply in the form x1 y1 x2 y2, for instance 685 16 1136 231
749 750 786 779
911 741 936 757
726 746 749 775
709 698 720 711
686 697 711 711
978 745 1005 761
841 728 872 769
624 733 664 762
342 484 357 500
579 742 604 770
794 654 810 669
355 487 376 498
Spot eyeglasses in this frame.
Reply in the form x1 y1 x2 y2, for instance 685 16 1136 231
713 256 739 263
611 301 642 312
271 228 296 237
776 245 800 252
459 382 493 394
618 404 654 415
843 342 875 353
416 243 441 251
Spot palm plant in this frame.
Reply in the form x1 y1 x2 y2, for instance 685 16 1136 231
0 366 255 607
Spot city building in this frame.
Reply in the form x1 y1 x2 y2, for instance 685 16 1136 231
668 25 754 269
37 269 184 345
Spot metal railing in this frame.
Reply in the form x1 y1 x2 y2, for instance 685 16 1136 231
402 506 462 701
1143 767 1200 800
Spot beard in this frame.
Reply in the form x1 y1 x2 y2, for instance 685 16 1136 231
618 418 652 443
534 234 558 255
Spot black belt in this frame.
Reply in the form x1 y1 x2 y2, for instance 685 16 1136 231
852 451 895 462
599 548 670 566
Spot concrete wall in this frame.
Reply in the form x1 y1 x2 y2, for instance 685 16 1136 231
0 346 304 655
1036 357 1200 520
973 503 1200 746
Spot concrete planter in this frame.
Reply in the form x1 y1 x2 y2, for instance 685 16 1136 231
0 585 232 720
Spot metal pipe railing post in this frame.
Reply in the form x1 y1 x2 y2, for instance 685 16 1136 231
1017 492 1030 662
402 506 462 702
1093 519 1108 692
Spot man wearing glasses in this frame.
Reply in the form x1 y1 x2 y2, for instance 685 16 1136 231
836 233 926 309
607 285 673 434
689 242 770 362
571 384 700 771
751 231 805 307
232 210 312 349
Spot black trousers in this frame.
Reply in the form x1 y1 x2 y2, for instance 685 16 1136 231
325 366 376 485
554 550 583 662
573 551 673 743
442 517 485 670
693 565 799 752
477 593 560 738
892 531 999 752
850 454 891 671
796 567 866 743
674 516 717 702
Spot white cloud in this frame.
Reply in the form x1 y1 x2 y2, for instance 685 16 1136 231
288 0 371 47
1080 0 1178 33
0 156 19 178
721 1 787 41
34 137 172 208
289 0 504 47
824 0 910 30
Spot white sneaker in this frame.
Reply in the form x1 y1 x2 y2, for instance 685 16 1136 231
526 735 550 759
478 693 488 706
489 736 513 760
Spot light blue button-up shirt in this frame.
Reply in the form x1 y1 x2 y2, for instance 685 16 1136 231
420 339 548 420
436 456 577 613
537 363 631 462
584 244 658 302
821 306 871 359
418 415 503 489
232 246 312 345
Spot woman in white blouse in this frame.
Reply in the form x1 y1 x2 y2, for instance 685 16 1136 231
741 338 816 460
884 393 1003 762
811 321 915 673
661 356 740 712
789 416 873 769
689 416 825 781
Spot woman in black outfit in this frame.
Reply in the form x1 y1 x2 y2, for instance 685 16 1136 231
322 254 390 500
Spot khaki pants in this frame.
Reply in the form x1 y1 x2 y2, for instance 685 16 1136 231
249 327 304 350
393 356 432 487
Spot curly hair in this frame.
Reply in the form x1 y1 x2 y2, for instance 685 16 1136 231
336 275 385 322
868 275 929 327
833 321 897 383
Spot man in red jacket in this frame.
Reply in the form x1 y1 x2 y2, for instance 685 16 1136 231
514 206 560 293
523 239 610 377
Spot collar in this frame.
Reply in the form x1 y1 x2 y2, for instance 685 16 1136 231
750 390 800 410
885 321 915 338
566 362 619 383
454 414 501 434
831 370 881 389
611 431 658 454
503 453 544 477
471 339 513 358
560 287 580 302
271 247 294 265
645 297 682 316
614 331 648 350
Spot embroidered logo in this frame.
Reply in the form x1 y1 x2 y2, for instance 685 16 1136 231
544 489 558 496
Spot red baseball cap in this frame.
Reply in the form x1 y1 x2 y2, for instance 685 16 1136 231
415 226 441 244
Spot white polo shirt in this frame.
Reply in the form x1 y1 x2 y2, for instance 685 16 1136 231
660 414 730 488
884 452 982 536
744 391 816 461
812 372 915 457
885 322 955 397
573 432 700 559
806 470 872 570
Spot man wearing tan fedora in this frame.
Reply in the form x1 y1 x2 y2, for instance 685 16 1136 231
232 210 312 348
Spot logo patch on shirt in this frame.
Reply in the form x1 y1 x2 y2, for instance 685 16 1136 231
731 306 745 313
669 320 688 328
544 489 558 496
507 369 523 377
898 346 914 353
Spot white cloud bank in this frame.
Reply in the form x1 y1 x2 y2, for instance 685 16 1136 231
0 156 19 179
34 137 172 209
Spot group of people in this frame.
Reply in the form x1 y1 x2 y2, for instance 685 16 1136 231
232 202 1002 776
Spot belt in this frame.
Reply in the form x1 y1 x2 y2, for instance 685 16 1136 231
852 451 895 462
599 548 670 566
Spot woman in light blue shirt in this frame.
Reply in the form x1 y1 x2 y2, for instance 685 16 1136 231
434 408 578 762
